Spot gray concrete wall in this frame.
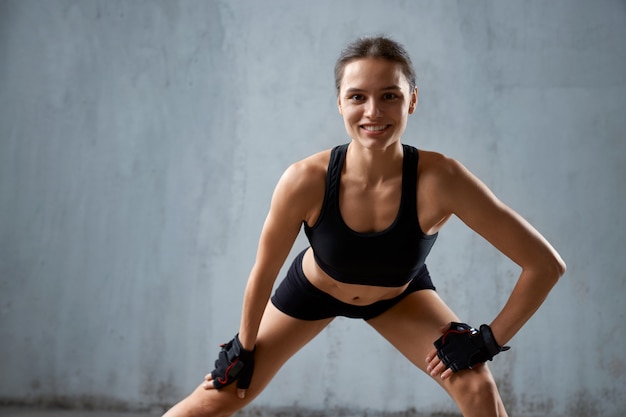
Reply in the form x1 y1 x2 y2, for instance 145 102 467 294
1 1 624 416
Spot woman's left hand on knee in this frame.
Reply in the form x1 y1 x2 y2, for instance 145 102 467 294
426 347 453 380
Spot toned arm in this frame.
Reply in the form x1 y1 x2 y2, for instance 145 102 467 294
432 154 566 346
237 156 327 350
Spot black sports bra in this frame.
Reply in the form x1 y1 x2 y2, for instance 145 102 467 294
304 144 438 287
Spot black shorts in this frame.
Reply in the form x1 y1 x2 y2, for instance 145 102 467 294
270 248 436 321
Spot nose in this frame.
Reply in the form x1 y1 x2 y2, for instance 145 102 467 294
364 99 382 118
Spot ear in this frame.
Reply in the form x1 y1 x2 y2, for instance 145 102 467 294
408 86 418 114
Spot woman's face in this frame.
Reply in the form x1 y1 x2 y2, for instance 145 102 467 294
337 58 417 151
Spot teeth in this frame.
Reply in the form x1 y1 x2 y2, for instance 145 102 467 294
362 125 387 131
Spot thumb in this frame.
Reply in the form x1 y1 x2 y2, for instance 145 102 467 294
237 388 246 399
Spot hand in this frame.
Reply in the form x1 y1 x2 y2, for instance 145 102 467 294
202 373 249 400
426 324 458 380
426 322 509 380
202 334 255 399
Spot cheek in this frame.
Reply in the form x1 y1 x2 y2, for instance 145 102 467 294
396 101 412 116
339 105 360 121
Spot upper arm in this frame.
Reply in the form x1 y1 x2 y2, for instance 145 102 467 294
252 158 326 279
436 156 565 276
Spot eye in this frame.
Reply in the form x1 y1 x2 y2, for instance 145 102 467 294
349 94 365 101
383 92 398 100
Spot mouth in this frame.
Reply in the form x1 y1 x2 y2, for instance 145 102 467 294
360 124 391 133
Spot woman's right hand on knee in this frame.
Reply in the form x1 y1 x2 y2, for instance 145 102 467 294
202 333 256 399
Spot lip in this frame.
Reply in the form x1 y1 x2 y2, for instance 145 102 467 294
360 124 391 135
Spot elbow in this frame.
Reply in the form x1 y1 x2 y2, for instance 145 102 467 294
557 256 567 278
527 251 566 287
546 253 567 285
553 247 567 278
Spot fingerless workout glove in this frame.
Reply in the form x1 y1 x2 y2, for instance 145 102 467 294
211 334 256 389
434 322 510 373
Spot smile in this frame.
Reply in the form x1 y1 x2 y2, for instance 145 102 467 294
361 124 390 132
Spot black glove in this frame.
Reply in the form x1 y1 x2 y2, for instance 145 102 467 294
211 334 256 389
433 322 510 373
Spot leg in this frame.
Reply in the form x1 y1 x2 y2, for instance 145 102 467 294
163 302 333 417
366 290 508 417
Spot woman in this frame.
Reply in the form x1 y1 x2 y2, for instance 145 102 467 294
163 36 565 417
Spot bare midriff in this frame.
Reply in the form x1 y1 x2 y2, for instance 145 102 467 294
301 247 411 306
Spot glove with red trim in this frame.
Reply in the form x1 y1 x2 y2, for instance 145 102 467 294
433 322 510 373
211 334 256 390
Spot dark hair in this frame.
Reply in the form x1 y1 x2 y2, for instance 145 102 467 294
334 36 417 95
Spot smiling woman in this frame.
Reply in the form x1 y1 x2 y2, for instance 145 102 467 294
337 58 416 151
162 36 565 417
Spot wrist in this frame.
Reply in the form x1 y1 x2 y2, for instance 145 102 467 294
480 324 510 356
235 333 256 353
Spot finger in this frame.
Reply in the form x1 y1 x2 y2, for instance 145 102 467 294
426 356 437 372
429 361 448 378
237 388 246 399
202 381 215 390
425 349 438 363
440 368 454 380
202 374 217 390
426 351 442 372
430 363 446 378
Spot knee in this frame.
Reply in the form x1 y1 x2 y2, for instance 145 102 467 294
183 403 235 417
162 387 245 417
163 402 236 417
449 368 502 414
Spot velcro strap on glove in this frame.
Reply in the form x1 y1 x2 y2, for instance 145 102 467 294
211 333 256 389
433 322 510 373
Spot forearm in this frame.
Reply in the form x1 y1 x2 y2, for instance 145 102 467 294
237 265 277 350
489 263 564 346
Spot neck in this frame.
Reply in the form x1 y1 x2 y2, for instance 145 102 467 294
345 140 404 185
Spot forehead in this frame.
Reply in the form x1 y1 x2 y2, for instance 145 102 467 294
340 58 409 92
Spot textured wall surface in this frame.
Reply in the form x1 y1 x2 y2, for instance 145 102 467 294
1 1 625 416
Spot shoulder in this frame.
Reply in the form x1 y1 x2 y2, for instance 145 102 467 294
278 148 331 193
417 149 466 183
416 149 488 210
268 149 331 222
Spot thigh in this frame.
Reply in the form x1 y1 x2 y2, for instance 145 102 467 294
366 289 458 374
367 290 507 417
164 302 333 417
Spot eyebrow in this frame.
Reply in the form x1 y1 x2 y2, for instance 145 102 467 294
344 85 402 93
